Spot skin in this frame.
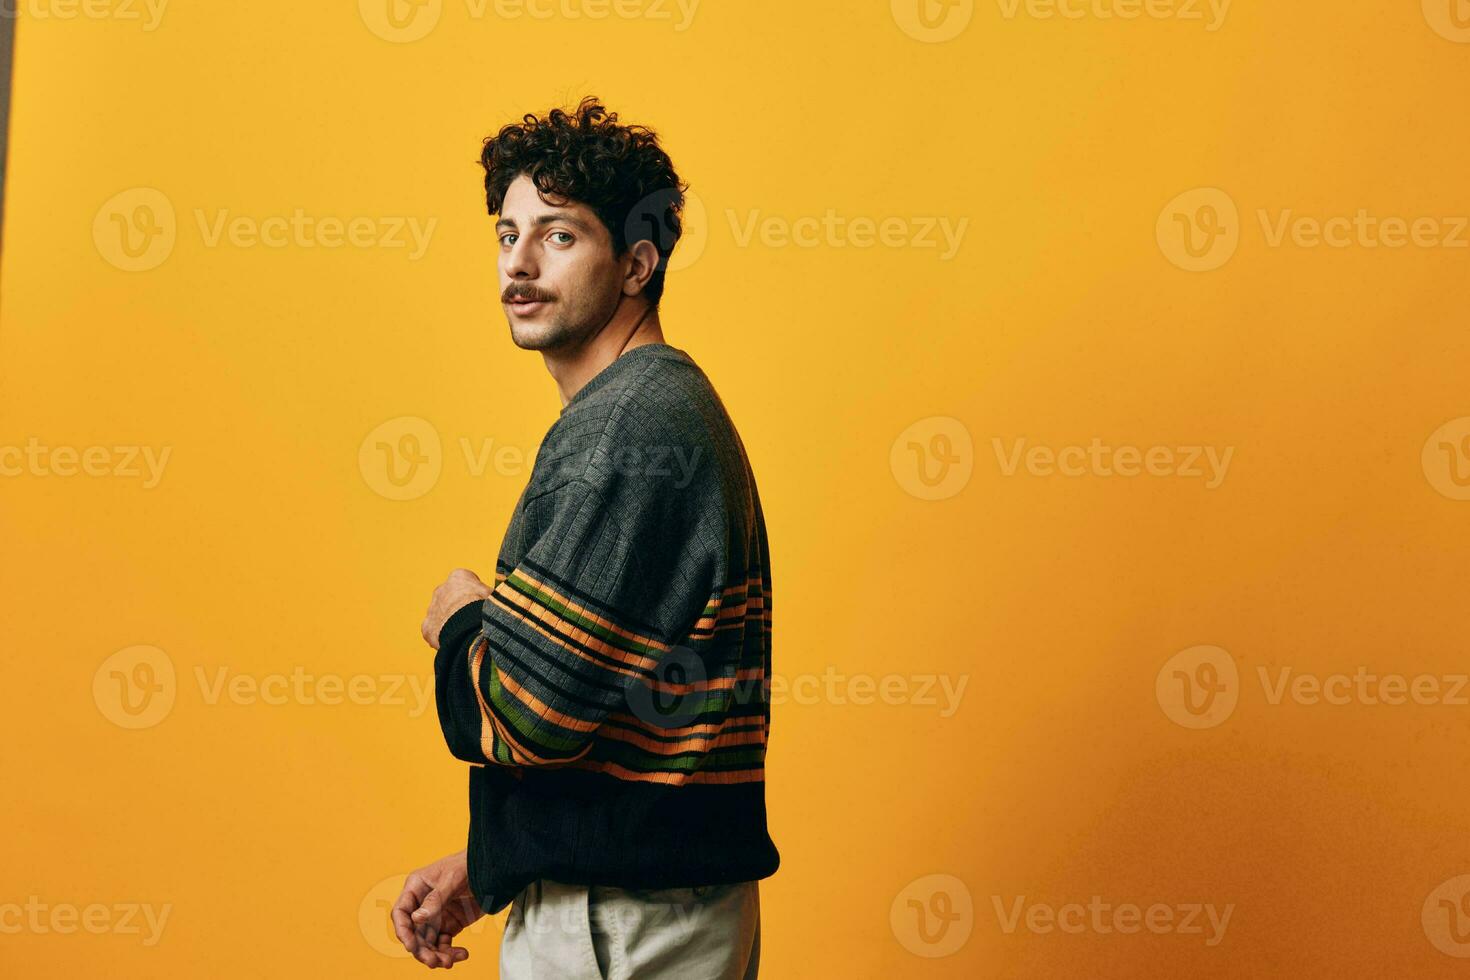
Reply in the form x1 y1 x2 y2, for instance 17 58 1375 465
496 172 667 407
390 849 482 970
394 172 671 969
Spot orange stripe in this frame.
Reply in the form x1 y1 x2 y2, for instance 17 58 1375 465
492 590 653 681
629 665 764 697
510 569 668 656
468 636 498 762
568 758 765 786
469 637 587 767
495 666 601 735
600 719 766 757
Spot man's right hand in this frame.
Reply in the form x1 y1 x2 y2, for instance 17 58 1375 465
390 849 485 969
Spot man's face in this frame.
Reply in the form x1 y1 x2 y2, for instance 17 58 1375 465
495 173 625 351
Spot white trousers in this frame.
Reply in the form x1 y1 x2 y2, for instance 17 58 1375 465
499 879 760 980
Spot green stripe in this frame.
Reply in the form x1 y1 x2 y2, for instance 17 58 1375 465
484 659 588 755
595 740 766 774
505 570 661 659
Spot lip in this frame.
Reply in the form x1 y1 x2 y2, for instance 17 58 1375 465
507 298 551 315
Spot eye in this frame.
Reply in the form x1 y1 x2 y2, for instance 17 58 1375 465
549 231 575 246
499 233 518 247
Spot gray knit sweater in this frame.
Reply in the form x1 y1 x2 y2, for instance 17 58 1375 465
434 342 778 913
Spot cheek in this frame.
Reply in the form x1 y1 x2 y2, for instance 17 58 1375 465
548 252 599 298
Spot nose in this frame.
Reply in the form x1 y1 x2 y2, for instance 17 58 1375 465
503 234 538 281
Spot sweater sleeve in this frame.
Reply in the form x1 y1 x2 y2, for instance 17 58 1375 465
432 471 710 768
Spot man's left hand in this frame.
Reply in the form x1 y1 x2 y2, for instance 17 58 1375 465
421 568 492 649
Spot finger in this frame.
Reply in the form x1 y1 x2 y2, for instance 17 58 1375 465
414 907 442 948
427 941 458 970
391 877 433 953
435 936 469 969
411 934 448 969
449 569 487 590
392 909 420 954
413 887 444 925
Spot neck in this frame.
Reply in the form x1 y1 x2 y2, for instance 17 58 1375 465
543 299 666 407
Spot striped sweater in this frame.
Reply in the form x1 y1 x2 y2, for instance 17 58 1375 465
433 342 780 914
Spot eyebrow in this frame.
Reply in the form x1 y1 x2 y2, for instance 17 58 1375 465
495 213 595 234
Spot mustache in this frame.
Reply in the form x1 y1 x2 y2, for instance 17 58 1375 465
503 285 555 303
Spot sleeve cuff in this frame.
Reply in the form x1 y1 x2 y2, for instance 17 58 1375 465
437 599 486 653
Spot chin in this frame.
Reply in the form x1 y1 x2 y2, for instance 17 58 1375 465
508 315 588 352
508 321 563 351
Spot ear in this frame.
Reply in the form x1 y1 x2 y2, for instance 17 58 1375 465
621 239 662 298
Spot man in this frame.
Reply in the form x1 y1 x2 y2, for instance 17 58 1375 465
390 97 779 978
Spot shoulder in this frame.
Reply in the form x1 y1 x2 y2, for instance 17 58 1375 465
533 347 724 498
574 346 718 443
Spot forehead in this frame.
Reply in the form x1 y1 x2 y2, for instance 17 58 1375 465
499 174 602 229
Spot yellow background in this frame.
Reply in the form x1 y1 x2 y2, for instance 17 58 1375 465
4 1 1470 976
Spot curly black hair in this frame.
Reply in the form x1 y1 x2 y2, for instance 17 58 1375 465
481 96 687 308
